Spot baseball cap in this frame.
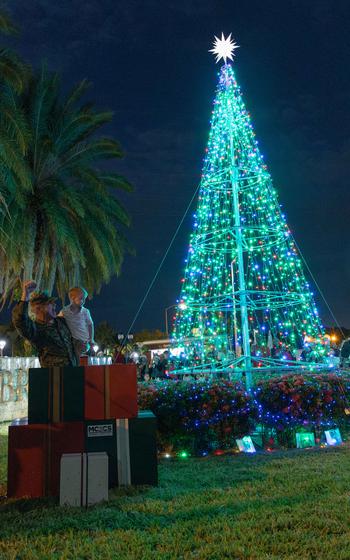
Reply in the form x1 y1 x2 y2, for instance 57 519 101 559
30 291 57 305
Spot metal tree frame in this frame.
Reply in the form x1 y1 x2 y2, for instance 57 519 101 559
172 61 326 388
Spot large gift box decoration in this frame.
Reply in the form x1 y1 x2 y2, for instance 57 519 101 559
28 364 138 423
7 422 85 498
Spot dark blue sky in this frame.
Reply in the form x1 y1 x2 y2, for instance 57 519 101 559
4 0 350 332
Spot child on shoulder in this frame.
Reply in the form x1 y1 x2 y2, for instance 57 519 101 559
59 286 95 360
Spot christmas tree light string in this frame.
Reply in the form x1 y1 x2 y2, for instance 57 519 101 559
171 35 327 380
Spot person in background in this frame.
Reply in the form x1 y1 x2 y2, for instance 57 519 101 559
340 337 350 368
150 354 160 378
138 354 149 381
12 280 77 367
113 346 125 363
59 286 95 360
157 350 170 378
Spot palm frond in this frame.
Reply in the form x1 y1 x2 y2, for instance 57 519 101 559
0 48 28 92
0 10 18 36
98 173 133 192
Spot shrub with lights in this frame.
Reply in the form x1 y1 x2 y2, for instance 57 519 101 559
138 380 255 454
138 373 350 455
254 373 350 447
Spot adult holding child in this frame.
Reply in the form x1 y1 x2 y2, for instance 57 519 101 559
12 280 78 367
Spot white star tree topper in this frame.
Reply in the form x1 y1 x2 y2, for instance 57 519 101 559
209 33 239 64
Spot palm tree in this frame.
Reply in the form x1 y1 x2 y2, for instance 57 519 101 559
0 67 132 303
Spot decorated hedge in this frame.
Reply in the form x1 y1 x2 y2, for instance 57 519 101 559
138 379 255 453
138 373 350 454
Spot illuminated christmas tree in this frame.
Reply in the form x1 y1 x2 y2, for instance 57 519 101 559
172 35 324 387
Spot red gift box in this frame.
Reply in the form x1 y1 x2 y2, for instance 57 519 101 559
84 364 137 420
28 364 138 424
7 423 84 498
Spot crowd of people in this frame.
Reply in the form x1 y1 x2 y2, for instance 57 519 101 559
125 335 350 380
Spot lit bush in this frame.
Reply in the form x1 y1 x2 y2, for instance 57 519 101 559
138 379 255 453
138 373 350 453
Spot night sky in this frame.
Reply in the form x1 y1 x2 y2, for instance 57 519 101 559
4 0 350 333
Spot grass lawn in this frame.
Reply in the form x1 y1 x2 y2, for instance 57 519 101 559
1 423 350 559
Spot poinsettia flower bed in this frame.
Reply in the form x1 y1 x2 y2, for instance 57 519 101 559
138 373 350 454
254 373 350 428
138 379 256 454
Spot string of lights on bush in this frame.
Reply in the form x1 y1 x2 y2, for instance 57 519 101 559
139 374 350 456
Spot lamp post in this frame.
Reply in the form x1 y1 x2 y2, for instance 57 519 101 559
0 339 6 357
165 303 187 336
117 333 133 344
116 333 133 362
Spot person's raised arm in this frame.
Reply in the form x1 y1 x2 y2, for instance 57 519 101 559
12 280 38 342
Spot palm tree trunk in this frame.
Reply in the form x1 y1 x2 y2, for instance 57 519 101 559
23 218 36 280
33 236 47 289
45 244 57 295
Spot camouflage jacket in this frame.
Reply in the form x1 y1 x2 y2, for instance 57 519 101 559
12 301 78 367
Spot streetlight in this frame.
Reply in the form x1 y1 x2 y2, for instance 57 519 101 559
0 339 6 357
117 333 133 347
117 333 133 362
93 344 99 354
165 303 187 336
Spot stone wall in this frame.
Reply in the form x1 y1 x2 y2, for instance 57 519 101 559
0 357 39 422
